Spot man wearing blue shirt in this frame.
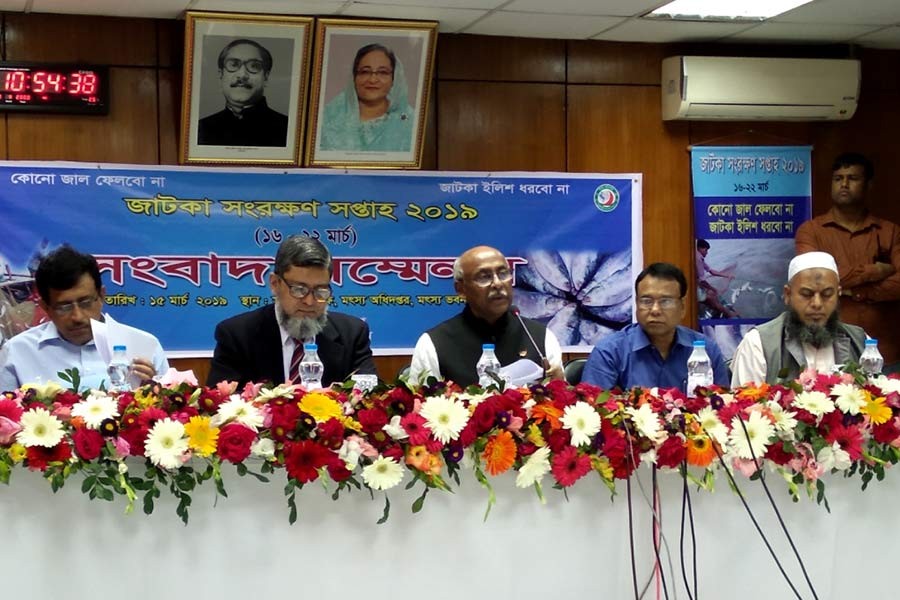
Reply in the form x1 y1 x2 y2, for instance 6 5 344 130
582 262 729 391
0 246 168 391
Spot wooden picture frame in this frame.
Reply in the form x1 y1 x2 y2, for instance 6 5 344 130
180 11 313 166
305 18 437 168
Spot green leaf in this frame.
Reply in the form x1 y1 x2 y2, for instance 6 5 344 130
376 495 391 525
81 476 97 494
143 491 155 515
287 491 298 525
411 487 429 513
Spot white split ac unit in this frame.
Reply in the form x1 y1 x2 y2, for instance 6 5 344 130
661 55 860 121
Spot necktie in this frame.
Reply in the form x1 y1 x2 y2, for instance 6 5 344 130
288 340 304 384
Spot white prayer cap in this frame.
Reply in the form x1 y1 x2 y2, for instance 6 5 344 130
788 251 839 281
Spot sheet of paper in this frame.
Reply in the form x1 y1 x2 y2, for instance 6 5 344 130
90 314 158 363
499 358 544 387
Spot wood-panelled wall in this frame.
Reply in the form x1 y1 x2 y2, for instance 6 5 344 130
4 14 899 382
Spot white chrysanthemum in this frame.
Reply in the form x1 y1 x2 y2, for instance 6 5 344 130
362 455 404 490
817 442 852 472
625 403 663 444
256 385 296 401
793 390 835 418
71 391 119 429
211 395 265 431
765 402 798 440
144 418 189 470
830 383 866 415
562 401 602 447
251 438 275 459
16 408 65 448
871 375 900 395
728 412 775 460
419 396 470 444
696 407 729 445
515 446 552 488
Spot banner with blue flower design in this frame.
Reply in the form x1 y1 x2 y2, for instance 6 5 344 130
0 164 641 354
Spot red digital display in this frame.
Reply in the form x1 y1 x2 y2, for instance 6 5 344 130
0 63 108 114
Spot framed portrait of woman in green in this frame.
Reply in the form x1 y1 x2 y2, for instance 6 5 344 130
305 19 437 168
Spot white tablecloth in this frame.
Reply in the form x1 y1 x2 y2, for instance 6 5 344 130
5 464 897 599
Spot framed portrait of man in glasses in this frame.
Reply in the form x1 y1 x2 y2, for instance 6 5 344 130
180 11 313 166
305 18 437 169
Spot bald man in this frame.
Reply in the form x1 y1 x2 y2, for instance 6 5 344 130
409 245 564 386
731 251 868 386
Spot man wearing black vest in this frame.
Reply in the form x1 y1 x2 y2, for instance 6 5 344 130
409 245 564 386
731 251 867 385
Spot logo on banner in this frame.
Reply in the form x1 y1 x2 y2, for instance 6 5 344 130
593 184 620 212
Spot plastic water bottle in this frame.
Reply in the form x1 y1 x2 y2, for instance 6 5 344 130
107 345 130 391
686 340 713 398
476 343 502 387
299 343 324 389
860 338 884 375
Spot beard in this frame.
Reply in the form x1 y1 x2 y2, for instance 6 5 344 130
275 300 328 341
785 308 839 349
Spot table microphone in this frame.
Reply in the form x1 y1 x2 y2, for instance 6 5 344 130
511 305 546 365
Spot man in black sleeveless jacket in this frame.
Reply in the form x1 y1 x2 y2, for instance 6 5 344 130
409 246 564 386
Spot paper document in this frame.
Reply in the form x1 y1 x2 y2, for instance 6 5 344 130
499 359 544 387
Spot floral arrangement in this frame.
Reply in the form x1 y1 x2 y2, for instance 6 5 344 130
2 366 899 524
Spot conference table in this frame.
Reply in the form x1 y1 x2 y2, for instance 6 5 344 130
6 460 897 599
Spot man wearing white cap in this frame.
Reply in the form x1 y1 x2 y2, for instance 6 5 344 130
730 251 868 386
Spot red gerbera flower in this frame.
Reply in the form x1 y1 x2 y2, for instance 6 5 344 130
283 440 333 484
825 423 864 460
26 441 72 471
401 412 430 445
551 446 592 487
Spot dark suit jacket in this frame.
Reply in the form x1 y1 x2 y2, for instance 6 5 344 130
207 305 377 387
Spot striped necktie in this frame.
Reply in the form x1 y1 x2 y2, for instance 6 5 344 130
288 340 304 384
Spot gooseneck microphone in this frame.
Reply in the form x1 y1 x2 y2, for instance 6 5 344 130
511 305 546 364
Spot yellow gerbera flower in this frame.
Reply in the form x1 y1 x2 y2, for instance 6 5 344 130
9 443 27 463
299 392 344 423
861 394 892 425
183 415 219 457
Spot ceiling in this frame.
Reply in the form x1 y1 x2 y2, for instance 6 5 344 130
4 0 900 48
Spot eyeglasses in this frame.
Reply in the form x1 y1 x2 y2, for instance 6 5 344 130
223 58 265 74
52 295 100 315
637 296 680 310
470 268 513 288
354 68 393 79
278 275 332 302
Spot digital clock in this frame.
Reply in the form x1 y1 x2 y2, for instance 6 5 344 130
0 63 109 114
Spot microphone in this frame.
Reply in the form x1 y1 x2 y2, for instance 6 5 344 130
511 305 547 365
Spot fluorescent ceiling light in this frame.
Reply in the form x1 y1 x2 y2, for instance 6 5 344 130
646 0 813 21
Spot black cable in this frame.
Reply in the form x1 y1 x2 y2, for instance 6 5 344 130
735 417 820 600
679 463 697 600
706 426 804 600
626 475 640 600
651 467 671 600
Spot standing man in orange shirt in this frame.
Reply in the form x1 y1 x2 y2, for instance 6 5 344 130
795 152 900 364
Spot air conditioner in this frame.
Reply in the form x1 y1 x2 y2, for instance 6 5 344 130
661 56 860 121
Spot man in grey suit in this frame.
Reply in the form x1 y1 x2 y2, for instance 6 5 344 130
207 235 376 387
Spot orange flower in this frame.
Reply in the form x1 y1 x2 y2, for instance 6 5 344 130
735 383 770 402
685 435 716 468
483 430 517 476
405 445 443 475
532 403 563 431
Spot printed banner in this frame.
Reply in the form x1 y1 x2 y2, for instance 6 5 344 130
0 163 642 356
691 146 812 359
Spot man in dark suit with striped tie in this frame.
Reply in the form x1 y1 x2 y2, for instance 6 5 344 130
207 235 377 387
